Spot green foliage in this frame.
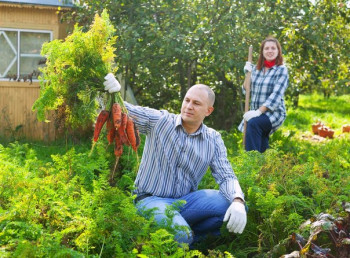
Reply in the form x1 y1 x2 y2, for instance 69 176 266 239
32 10 117 129
0 138 200 257
1 94 350 256
136 229 188 257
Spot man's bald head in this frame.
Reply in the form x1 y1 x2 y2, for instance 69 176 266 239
189 84 215 107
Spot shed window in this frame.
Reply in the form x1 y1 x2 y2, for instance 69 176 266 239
0 28 52 82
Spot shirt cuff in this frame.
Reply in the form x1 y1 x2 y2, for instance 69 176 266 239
231 193 245 203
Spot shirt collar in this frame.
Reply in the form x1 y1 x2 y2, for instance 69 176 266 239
175 115 204 136
258 65 277 74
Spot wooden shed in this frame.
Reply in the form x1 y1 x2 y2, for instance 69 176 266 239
0 0 74 141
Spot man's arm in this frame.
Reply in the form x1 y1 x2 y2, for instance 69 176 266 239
209 132 245 202
124 102 164 135
209 132 247 234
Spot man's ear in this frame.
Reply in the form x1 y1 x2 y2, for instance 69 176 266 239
206 106 214 117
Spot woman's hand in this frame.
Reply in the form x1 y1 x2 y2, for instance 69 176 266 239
243 109 262 121
244 61 253 73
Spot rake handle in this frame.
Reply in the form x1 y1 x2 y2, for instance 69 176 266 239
243 46 253 147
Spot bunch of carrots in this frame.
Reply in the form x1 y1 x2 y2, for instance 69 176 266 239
92 102 140 158
89 79 141 179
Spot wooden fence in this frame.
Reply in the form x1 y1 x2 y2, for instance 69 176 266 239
0 2 72 141
0 81 56 141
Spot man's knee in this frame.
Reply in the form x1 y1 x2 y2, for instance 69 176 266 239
186 189 230 215
136 197 193 244
175 227 194 245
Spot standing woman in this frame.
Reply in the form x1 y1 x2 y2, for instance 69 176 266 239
239 36 289 152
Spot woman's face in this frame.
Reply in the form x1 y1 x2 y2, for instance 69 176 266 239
263 41 278 61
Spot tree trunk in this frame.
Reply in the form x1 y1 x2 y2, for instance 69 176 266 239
178 59 187 100
292 93 299 107
213 71 240 130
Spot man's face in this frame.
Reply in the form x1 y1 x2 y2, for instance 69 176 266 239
181 86 213 126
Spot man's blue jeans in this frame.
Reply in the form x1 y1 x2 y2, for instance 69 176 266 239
135 189 231 245
245 114 272 153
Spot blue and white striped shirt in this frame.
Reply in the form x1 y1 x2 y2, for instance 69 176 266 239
239 64 289 134
125 102 244 202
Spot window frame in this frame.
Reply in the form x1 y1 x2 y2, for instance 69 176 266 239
0 27 53 82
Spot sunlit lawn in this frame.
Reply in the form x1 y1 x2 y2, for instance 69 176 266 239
283 94 350 136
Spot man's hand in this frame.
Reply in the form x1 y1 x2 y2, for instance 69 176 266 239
104 73 121 93
244 61 253 73
223 201 247 234
243 109 262 121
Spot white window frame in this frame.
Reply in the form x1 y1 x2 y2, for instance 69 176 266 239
0 28 53 81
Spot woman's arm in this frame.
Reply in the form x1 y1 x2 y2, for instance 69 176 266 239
258 106 269 113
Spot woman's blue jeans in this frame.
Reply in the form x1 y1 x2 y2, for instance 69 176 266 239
245 114 272 153
135 189 231 245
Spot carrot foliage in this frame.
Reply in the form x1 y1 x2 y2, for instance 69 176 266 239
32 10 117 130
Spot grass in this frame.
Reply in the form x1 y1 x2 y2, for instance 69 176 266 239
283 93 350 135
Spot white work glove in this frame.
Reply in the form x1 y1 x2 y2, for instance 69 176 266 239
104 73 121 93
244 61 253 73
223 201 247 233
243 109 262 121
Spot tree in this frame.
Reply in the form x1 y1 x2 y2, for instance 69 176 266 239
281 0 350 104
61 0 350 129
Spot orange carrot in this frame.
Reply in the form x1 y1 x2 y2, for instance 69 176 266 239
120 112 128 131
117 113 129 146
126 117 138 152
114 132 123 157
112 103 122 129
118 127 129 146
93 110 109 142
106 118 115 145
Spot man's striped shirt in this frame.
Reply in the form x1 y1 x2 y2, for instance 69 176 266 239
126 102 244 202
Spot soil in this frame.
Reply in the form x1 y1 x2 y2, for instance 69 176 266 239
299 131 349 143
300 133 328 142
